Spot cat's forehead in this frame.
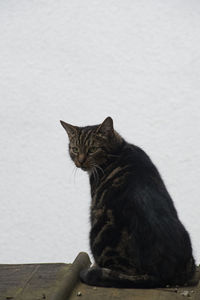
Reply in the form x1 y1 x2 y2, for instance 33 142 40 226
72 126 104 146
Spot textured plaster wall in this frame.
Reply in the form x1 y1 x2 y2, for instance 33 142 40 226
0 1 200 264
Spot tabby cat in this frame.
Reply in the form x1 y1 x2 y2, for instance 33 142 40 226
60 117 195 288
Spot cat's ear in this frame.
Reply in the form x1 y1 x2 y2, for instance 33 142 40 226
60 120 78 138
96 117 114 135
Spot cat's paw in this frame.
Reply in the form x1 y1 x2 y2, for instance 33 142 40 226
80 267 102 285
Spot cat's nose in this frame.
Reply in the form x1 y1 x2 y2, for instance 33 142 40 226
78 154 86 164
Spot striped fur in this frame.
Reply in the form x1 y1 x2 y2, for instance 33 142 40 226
61 117 196 288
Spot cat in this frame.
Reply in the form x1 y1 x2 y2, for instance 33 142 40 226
60 116 196 288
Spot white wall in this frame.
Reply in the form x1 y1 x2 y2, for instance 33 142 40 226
0 0 200 264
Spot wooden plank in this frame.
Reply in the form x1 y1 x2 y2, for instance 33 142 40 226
0 263 69 300
0 252 91 300
0 253 199 300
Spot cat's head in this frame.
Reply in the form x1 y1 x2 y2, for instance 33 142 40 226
60 117 122 172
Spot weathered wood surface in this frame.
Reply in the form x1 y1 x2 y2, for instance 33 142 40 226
71 279 200 300
0 252 90 300
0 263 68 300
0 252 199 300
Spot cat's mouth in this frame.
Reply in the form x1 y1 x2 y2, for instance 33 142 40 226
75 161 91 171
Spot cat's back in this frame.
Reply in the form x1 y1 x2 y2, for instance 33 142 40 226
89 142 158 220
90 141 178 231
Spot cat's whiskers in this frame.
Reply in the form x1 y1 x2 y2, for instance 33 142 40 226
91 168 96 182
94 167 99 183
72 165 78 184
93 164 104 176
91 166 99 184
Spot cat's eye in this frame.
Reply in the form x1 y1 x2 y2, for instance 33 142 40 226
72 147 79 153
88 147 98 154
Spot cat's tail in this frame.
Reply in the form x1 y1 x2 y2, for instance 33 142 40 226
80 266 162 288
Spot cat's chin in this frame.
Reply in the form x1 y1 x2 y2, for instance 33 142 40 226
81 167 89 171
75 164 90 171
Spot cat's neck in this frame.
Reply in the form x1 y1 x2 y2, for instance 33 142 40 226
88 138 126 183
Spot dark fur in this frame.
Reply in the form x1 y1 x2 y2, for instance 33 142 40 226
61 117 195 288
